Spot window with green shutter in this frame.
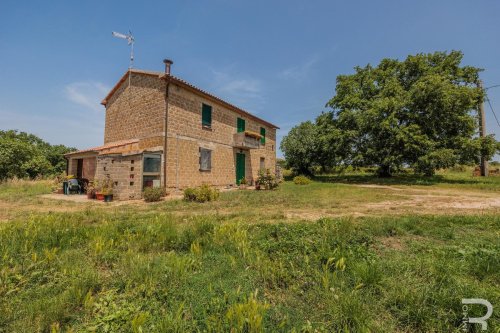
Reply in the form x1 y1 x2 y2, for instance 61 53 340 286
202 104 212 128
237 118 245 133
260 127 266 144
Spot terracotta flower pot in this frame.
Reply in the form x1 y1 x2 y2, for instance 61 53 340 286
95 192 104 201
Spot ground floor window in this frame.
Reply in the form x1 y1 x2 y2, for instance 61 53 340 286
143 154 161 188
199 148 212 171
260 157 265 171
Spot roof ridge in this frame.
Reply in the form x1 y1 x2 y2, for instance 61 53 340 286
101 68 279 129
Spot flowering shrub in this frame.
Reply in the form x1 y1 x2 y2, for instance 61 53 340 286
256 169 279 190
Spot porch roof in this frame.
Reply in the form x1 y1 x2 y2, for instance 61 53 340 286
64 139 140 157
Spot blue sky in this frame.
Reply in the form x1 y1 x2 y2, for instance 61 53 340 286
1 0 500 159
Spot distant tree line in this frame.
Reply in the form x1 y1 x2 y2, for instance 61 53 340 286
0 130 76 180
281 51 500 177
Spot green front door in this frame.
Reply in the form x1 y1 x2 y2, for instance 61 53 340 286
236 153 246 184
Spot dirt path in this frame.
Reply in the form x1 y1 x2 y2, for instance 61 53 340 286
285 185 500 220
1 185 499 222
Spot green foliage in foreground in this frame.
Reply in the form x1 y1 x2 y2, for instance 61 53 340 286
184 184 220 202
0 212 498 332
0 130 76 180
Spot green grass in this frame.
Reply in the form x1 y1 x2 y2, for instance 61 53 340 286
0 171 499 332
0 179 53 202
0 211 498 332
314 168 500 192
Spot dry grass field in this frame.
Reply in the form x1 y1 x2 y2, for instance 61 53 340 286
0 169 498 332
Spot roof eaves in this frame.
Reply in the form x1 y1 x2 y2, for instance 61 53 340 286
161 74 280 129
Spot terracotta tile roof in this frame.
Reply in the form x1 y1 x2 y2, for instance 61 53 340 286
64 139 139 157
101 69 279 129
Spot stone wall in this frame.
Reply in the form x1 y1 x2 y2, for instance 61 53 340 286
95 154 144 200
165 82 277 189
104 73 166 151
98 70 277 196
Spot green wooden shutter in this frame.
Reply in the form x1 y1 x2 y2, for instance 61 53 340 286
202 104 212 127
260 127 266 144
237 118 245 133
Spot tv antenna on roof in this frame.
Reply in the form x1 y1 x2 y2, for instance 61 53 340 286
112 30 135 69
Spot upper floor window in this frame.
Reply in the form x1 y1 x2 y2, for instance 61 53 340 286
202 104 212 129
260 127 266 144
237 117 245 133
199 148 212 171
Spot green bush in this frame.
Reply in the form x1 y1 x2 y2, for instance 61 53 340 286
256 169 279 190
143 187 166 202
281 169 294 181
293 175 311 185
183 184 219 202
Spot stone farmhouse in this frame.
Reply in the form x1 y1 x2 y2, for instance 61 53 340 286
65 60 279 200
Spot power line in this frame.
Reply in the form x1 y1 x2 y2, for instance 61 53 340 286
485 96 500 128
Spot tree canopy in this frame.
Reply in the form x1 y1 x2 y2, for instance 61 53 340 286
279 121 318 175
0 130 76 180
281 51 500 176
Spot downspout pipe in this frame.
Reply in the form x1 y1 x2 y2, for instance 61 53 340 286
163 59 173 189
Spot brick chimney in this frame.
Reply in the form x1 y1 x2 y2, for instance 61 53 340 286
163 59 173 75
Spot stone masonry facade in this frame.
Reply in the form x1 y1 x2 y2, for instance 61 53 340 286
166 82 276 188
66 67 278 199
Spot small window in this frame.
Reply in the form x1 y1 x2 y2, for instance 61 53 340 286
202 104 212 128
260 127 266 144
260 157 265 171
143 155 161 173
143 154 161 189
130 182 134 186
237 117 245 133
199 148 212 171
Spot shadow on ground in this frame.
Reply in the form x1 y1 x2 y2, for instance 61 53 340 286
312 174 484 186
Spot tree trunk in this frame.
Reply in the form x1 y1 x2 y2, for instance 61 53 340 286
377 165 392 177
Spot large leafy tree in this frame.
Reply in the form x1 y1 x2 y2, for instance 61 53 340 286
321 51 498 176
0 130 76 180
280 121 319 175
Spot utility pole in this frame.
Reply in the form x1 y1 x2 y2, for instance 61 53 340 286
478 80 489 177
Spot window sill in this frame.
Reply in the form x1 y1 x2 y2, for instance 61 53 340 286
199 169 211 172
202 125 212 131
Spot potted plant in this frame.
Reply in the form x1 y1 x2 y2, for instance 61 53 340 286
255 178 261 190
85 181 96 199
94 179 104 201
239 177 248 189
102 178 114 202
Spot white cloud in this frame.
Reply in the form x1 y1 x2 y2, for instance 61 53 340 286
280 55 319 81
64 81 110 112
210 69 265 112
